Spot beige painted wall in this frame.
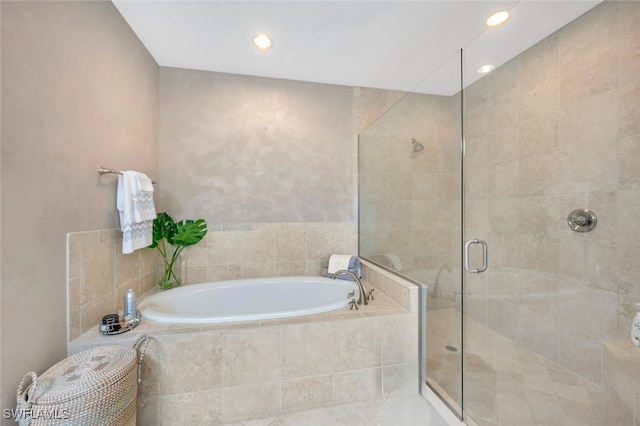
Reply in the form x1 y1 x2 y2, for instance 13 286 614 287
0 10 401 419
159 70 405 285
159 67 355 224
0 1 158 417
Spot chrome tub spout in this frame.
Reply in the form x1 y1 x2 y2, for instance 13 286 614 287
331 269 368 306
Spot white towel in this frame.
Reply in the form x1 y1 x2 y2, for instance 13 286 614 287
327 254 354 274
131 173 156 222
117 171 157 254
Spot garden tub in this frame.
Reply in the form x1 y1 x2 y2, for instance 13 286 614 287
139 276 358 324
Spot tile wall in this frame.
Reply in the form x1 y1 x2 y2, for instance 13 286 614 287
66 229 159 341
179 222 357 284
68 263 420 424
140 312 417 424
359 91 461 282
67 222 357 341
463 0 640 384
602 339 640 424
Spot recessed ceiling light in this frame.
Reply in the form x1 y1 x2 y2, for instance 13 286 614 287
485 11 509 27
478 64 495 74
253 33 272 50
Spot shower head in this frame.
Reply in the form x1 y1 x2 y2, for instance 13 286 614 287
411 138 424 152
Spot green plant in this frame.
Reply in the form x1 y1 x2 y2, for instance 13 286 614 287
149 212 208 289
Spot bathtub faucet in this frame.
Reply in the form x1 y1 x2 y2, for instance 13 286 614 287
330 270 368 306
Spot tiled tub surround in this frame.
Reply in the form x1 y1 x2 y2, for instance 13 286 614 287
67 222 356 341
66 230 159 341
360 261 422 313
179 222 357 285
68 267 420 424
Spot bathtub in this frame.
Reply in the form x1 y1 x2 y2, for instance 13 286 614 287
139 276 359 324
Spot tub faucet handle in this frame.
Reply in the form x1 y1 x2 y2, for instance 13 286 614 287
331 269 367 305
367 289 375 301
349 298 358 310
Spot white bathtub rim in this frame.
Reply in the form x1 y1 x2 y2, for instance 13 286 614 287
139 276 358 324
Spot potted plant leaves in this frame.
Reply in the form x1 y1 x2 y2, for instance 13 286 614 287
149 212 208 289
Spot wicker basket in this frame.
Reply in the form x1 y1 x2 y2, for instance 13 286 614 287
15 337 148 426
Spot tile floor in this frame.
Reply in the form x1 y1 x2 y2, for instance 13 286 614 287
427 309 603 426
225 394 453 426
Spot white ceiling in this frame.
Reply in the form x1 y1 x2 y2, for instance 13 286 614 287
112 0 601 96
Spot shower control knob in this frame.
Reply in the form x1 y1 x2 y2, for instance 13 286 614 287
567 209 597 232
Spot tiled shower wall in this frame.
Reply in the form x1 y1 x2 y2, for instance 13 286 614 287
463 0 640 384
602 339 640 424
359 92 461 282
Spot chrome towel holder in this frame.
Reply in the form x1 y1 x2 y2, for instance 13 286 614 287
97 167 156 184
98 166 121 176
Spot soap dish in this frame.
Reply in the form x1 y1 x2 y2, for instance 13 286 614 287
99 310 141 335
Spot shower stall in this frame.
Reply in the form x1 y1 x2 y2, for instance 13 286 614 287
358 2 640 424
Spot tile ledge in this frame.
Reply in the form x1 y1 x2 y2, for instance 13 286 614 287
70 288 410 348
604 338 640 363
361 260 424 290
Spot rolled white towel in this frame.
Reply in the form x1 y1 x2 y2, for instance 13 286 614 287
327 254 354 274
322 254 361 281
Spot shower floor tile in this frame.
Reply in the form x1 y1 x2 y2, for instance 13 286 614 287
426 309 603 426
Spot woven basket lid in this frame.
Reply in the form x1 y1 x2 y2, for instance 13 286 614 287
28 345 137 405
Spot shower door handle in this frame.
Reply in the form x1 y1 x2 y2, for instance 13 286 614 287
464 239 488 274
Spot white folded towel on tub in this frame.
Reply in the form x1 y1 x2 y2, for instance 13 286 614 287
117 171 157 254
328 254 354 274
322 255 361 282
323 254 361 281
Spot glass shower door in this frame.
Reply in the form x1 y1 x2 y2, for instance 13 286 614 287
420 50 464 419
357 49 464 418
460 4 619 422
461 72 495 422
